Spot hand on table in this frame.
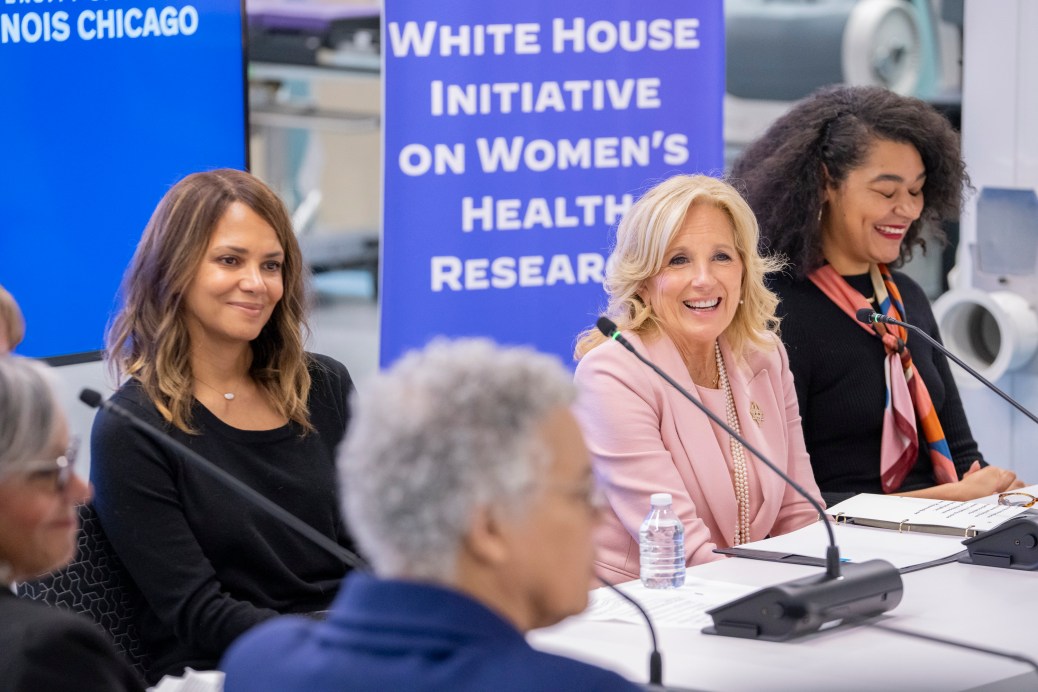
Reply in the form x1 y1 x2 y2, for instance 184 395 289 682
959 461 1026 499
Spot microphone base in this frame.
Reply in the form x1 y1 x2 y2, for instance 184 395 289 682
960 516 1038 570
702 559 903 641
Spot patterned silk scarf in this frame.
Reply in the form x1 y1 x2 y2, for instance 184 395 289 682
809 263 958 492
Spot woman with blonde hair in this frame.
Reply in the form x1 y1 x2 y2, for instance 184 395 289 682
575 174 822 582
91 169 357 683
0 284 25 353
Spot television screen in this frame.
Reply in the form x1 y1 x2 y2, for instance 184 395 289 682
0 0 248 361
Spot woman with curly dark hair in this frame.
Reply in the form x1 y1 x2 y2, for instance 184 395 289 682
92 169 358 683
732 85 1024 505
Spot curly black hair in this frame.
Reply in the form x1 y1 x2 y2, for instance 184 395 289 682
731 85 969 278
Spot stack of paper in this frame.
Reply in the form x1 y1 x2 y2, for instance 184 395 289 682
825 493 1027 536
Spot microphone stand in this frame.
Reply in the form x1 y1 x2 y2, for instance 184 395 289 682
598 578 663 687
598 319 840 578
595 318 903 641
858 309 1038 425
850 311 1038 571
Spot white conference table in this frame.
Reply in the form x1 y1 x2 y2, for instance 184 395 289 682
529 557 1038 691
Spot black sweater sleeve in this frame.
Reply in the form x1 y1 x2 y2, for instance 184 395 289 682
773 272 983 506
90 386 281 671
90 353 355 682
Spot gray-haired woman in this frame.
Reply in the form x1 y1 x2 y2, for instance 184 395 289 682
0 355 142 691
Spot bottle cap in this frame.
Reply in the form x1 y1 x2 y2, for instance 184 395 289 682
650 492 672 507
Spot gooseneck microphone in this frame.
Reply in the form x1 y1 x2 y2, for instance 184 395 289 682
597 578 663 687
80 388 368 571
855 308 1038 426
597 319 837 572
856 308 1038 571
595 318 903 640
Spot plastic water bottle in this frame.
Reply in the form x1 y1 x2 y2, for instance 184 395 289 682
639 493 685 589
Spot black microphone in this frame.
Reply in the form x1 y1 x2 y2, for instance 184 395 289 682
597 578 663 687
855 309 1038 572
854 308 1038 427
79 388 368 571
595 318 903 641
595 579 702 691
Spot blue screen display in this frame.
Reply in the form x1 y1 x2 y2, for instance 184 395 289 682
0 0 247 360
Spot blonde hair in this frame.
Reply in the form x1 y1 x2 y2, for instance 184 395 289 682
575 174 783 360
0 285 25 353
106 169 314 434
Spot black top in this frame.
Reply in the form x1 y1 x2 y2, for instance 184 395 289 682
0 589 143 692
771 271 982 505
90 353 356 683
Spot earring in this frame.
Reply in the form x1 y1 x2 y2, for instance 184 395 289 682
817 206 823 223
739 299 745 305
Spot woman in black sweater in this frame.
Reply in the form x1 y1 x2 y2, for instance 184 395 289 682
91 169 359 683
732 85 1024 505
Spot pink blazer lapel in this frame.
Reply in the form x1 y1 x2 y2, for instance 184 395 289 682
641 334 740 547
718 337 788 532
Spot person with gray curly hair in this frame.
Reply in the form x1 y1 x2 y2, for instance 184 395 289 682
0 356 142 690
221 338 640 692
343 337 578 581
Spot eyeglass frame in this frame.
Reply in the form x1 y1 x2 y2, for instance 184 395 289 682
997 491 1037 509
0 437 79 494
537 479 608 514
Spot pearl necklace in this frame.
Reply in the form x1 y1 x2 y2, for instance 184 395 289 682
714 341 751 545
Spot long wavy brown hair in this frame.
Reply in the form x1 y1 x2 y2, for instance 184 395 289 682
106 168 314 433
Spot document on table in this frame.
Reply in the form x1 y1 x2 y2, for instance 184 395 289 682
726 520 968 570
825 493 1027 536
582 579 759 629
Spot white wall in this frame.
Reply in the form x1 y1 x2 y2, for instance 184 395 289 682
950 0 1038 480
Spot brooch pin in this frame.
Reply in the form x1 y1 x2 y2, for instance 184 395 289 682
749 401 764 426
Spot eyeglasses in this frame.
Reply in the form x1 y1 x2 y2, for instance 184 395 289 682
997 492 1037 509
541 480 608 514
1 437 79 494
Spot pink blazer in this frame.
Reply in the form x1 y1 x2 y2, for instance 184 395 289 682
574 330 824 583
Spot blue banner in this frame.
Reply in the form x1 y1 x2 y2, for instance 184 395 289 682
381 0 724 367
0 0 247 360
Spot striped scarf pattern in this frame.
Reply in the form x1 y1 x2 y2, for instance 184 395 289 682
808 264 958 491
